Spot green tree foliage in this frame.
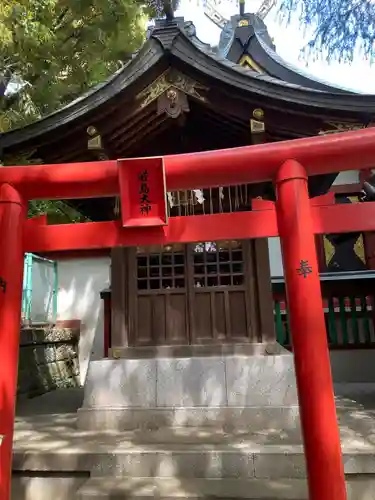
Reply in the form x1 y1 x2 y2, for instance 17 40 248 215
279 0 375 62
0 0 149 132
28 200 89 222
1 153 88 221
0 0 177 220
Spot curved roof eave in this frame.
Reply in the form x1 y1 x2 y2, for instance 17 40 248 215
0 40 165 151
254 34 360 95
1 23 375 153
174 31 375 114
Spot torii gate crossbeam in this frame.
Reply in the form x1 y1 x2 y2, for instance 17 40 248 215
0 126 375 200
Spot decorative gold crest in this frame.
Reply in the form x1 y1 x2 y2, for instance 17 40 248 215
137 69 208 109
238 55 262 73
318 122 369 135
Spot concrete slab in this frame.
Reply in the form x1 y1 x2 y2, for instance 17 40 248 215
76 477 309 499
76 476 375 499
12 474 88 500
225 355 298 407
83 358 157 408
11 409 375 478
157 357 227 407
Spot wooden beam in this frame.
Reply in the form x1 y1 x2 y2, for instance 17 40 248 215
5 127 375 200
23 200 375 253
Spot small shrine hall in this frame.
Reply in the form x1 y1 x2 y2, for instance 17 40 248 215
1 14 374 350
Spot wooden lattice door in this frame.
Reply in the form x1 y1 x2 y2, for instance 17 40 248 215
129 239 273 346
133 244 189 345
188 240 253 343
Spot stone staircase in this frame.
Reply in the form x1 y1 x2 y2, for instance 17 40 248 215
11 401 375 499
11 347 375 499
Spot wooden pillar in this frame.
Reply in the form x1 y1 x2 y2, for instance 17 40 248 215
110 247 129 349
275 159 346 500
0 184 26 500
100 291 111 357
250 239 276 343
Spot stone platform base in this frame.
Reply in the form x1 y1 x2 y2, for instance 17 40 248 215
77 348 298 431
77 406 300 431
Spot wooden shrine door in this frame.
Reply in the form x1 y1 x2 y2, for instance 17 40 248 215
131 243 190 346
120 239 274 347
187 240 253 343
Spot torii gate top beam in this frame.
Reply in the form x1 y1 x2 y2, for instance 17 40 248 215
1 127 375 201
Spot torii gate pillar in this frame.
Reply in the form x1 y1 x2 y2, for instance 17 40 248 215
275 160 347 500
0 184 26 500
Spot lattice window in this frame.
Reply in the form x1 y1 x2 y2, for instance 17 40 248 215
193 240 244 288
137 244 185 290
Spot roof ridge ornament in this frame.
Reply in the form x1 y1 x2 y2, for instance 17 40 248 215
239 0 245 17
163 0 175 21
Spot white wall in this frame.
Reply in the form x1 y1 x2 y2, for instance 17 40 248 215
30 256 111 384
332 170 359 186
30 259 55 322
57 257 110 384
268 237 283 278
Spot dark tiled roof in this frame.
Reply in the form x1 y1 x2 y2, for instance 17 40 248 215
0 18 374 151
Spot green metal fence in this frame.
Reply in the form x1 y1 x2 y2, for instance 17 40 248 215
275 296 375 348
22 253 58 324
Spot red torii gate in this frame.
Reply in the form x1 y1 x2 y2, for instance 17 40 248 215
3 127 375 500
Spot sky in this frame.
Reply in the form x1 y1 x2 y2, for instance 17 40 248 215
175 0 375 93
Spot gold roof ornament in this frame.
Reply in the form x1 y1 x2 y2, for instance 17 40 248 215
87 126 102 150
157 88 190 119
137 69 208 109
250 108 265 134
238 55 263 73
253 108 264 120
318 122 369 135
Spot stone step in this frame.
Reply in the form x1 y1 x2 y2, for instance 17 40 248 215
13 421 375 479
13 441 375 479
76 476 375 499
76 477 307 499
87 446 375 479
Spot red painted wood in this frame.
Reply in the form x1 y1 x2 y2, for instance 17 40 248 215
0 185 26 500
23 211 278 252
27 214 48 225
251 198 275 210
251 192 335 212
314 202 375 234
311 192 335 206
2 127 375 200
39 249 111 260
22 201 375 253
275 160 346 500
119 157 168 227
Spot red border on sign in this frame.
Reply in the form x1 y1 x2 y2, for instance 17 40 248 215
118 157 168 227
